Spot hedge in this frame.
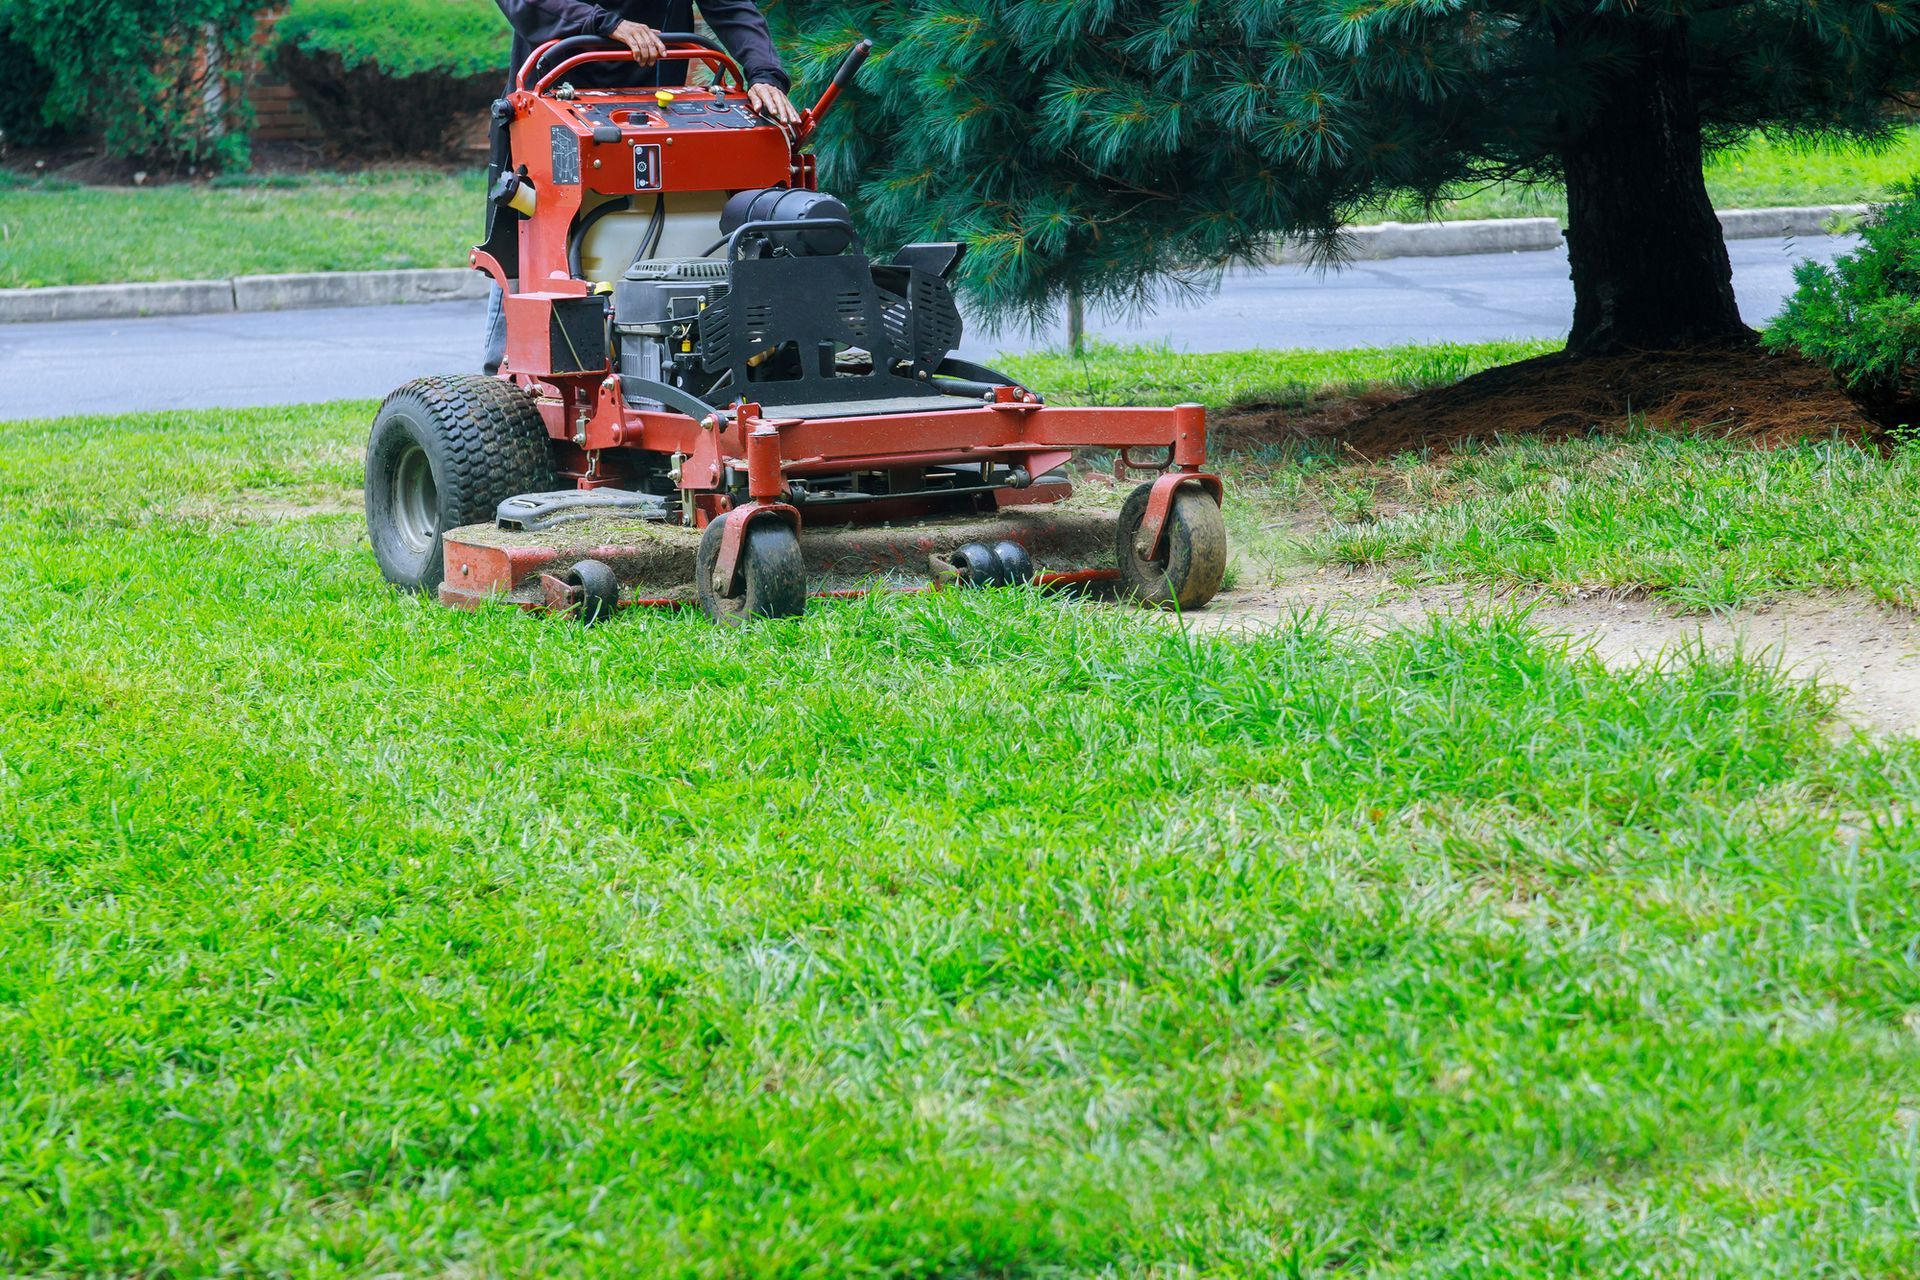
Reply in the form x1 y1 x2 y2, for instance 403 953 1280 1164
269 0 510 155
271 0 509 80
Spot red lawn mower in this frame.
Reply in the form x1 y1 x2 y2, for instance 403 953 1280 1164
363 34 1226 623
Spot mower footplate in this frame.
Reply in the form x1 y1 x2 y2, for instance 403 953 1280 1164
440 507 1122 610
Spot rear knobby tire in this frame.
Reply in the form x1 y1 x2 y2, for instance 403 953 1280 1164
1117 481 1227 610
696 514 807 626
365 375 556 592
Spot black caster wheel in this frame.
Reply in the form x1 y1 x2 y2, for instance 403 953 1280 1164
1116 482 1227 610
989 540 1035 585
946 542 999 587
562 558 620 624
696 513 807 626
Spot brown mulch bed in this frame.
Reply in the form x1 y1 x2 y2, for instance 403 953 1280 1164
1214 343 1892 459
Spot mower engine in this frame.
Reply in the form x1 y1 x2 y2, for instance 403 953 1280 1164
363 33 1228 625
614 190 852 403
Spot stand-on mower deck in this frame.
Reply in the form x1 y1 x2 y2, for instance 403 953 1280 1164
364 34 1226 623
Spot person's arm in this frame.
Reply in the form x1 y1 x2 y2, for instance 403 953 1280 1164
495 0 622 43
494 0 666 64
695 0 801 123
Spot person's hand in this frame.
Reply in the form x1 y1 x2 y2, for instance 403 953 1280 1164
748 82 802 127
609 20 665 66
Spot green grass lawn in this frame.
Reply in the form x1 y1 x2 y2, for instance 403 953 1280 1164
5 361 1920 1273
1382 127 1920 223
2 127 1913 287
0 170 482 288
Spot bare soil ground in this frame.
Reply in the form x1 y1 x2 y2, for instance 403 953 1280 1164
1189 573 1920 737
1213 344 1889 458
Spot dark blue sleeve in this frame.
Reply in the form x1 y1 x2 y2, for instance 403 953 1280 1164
695 0 790 90
494 0 624 43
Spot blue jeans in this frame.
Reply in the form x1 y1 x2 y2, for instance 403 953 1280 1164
483 282 507 375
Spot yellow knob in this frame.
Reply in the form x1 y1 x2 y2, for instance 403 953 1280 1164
655 89 672 106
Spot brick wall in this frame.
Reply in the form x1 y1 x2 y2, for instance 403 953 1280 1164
251 75 322 143
247 7 325 143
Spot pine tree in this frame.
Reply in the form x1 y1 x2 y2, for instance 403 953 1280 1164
766 0 1920 354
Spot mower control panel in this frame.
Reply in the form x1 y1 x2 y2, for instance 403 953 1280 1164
666 100 760 129
505 73 796 220
579 96 766 134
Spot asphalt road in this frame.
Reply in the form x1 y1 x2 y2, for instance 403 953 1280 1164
0 234 1855 421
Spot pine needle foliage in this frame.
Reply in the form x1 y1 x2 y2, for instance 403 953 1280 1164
766 0 1920 324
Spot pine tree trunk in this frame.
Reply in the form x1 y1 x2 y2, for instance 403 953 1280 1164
1556 15 1751 354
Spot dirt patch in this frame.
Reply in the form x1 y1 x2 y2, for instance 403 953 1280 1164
1185 572 1920 738
1210 390 1404 454
1214 344 1884 459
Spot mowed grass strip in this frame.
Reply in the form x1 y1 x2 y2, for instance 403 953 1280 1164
1293 428 1920 609
3 401 1920 1275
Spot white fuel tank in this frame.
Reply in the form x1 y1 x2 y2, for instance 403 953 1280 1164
577 191 729 284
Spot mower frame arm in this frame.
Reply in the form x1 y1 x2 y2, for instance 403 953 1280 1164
518 34 747 95
618 375 722 424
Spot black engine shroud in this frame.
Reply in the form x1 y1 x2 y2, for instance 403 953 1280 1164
611 190 972 417
689 248 964 409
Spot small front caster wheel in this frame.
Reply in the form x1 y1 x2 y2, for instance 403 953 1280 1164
1117 481 1227 610
945 540 1035 587
696 513 807 626
562 559 620 625
946 542 999 587
989 540 1035 585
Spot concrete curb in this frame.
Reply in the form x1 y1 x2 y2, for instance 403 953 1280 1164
0 203 1871 324
1716 204 1866 239
1272 203 1867 264
232 268 491 311
1273 217 1564 263
0 267 489 324
0 278 238 323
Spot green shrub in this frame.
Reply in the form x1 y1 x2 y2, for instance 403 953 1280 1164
272 0 507 80
270 0 508 155
0 0 264 169
0 2 62 148
1768 180 1920 406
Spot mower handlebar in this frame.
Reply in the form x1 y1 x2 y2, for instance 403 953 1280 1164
798 38 872 140
826 38 872 94
519 33 746 95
